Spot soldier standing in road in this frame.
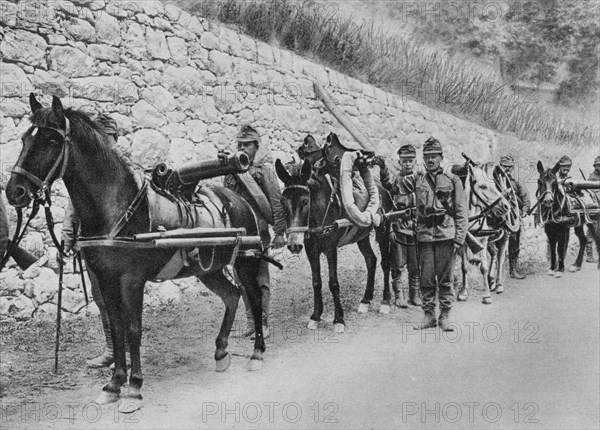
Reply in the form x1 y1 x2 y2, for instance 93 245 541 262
585 156 600 263
223 125 286 339
60 114 124 368
377 144 422 308
499 155 531 279
399 138 468 331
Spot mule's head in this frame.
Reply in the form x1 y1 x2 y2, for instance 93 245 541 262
275 159 312 254
296 134 323 167
469 163 510 218
537 161 560 208
6 94 70 208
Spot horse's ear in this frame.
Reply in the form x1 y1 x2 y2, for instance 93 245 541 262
300 159 312 183
275 159 291 185
29 93 42 113
537 161 544 174
551 161 560 174
51 95 64 116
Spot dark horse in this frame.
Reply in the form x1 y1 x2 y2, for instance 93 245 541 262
5 95 266 406
536 161 600 276
275 133 396 333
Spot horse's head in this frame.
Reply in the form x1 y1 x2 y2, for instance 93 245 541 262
275 159 312 254
537 160 560 208
6 94 71 208
469 163 510 219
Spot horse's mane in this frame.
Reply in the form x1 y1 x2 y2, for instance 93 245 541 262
31 107 128 174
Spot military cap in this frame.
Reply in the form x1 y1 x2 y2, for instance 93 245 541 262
594 155 600 166
95 114 118 138
397 144 416 158
499 154 515 167
558 155 572 166
236 124 261 145
423 137 443 155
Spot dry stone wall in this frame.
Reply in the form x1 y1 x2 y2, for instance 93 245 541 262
0 0 562 321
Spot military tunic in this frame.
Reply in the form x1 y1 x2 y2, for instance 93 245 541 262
400 169 468 311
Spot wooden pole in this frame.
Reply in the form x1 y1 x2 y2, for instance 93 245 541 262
313 82 374 152
54 240 64 374
152 236 262 248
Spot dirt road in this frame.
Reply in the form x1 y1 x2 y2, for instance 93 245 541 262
1 255 598 429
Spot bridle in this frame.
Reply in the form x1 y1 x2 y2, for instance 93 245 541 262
12 118 71 203
1 119 72 269
466 164 507 224
282 184 311 235
283 172 340 237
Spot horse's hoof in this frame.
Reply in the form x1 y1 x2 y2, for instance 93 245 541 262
457 293 468 302
307 319 319 330
333 323 345 333
547 270 555 276
495 285 504 294
554 272 563 278
482 296 492 305
568 265 580 272
357 303 369 313
95 391 120 405
119 393 143 414
245 358 263 372
215 353 231 373
489 281 497 292
379 304 390 314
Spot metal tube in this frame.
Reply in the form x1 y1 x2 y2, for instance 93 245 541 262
134 227 247 241
152 236 262 248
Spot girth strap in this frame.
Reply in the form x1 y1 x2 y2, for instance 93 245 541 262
106 177 149 240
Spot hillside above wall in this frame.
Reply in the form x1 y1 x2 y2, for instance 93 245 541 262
0 0 504 177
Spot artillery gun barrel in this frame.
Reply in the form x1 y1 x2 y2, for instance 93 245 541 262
151 151 250 190
562 179 600 190
178 152 250 184
134 227 247 242
152 236 262 248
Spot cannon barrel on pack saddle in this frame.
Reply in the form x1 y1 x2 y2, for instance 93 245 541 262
562 179 600 191
151 151 250 198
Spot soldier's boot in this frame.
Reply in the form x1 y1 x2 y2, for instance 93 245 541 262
392 277 408 308
416 308 437 330
509 255 525 279
438 308 455 332
86 314 114 368
407 275 422 306
586 242 598 263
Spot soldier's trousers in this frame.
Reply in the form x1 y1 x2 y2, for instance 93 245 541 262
508 228 521 269
417 240 456 311
241 229 271 326
391 241 419 290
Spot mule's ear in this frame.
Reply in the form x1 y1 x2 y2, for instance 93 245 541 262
29 93 42 113
275 159 291 184
537 161 544 174
551 161 560 174
51 95 64 116
300 159 312 183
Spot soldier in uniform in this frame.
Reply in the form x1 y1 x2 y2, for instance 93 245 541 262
377 144 421 307
557 155 572 180
223 125 286 339
499 155 531 279
585 156 600 263
399 137 468 331
60 114 123 368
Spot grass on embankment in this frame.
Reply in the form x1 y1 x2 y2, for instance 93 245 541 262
175 0 598 146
